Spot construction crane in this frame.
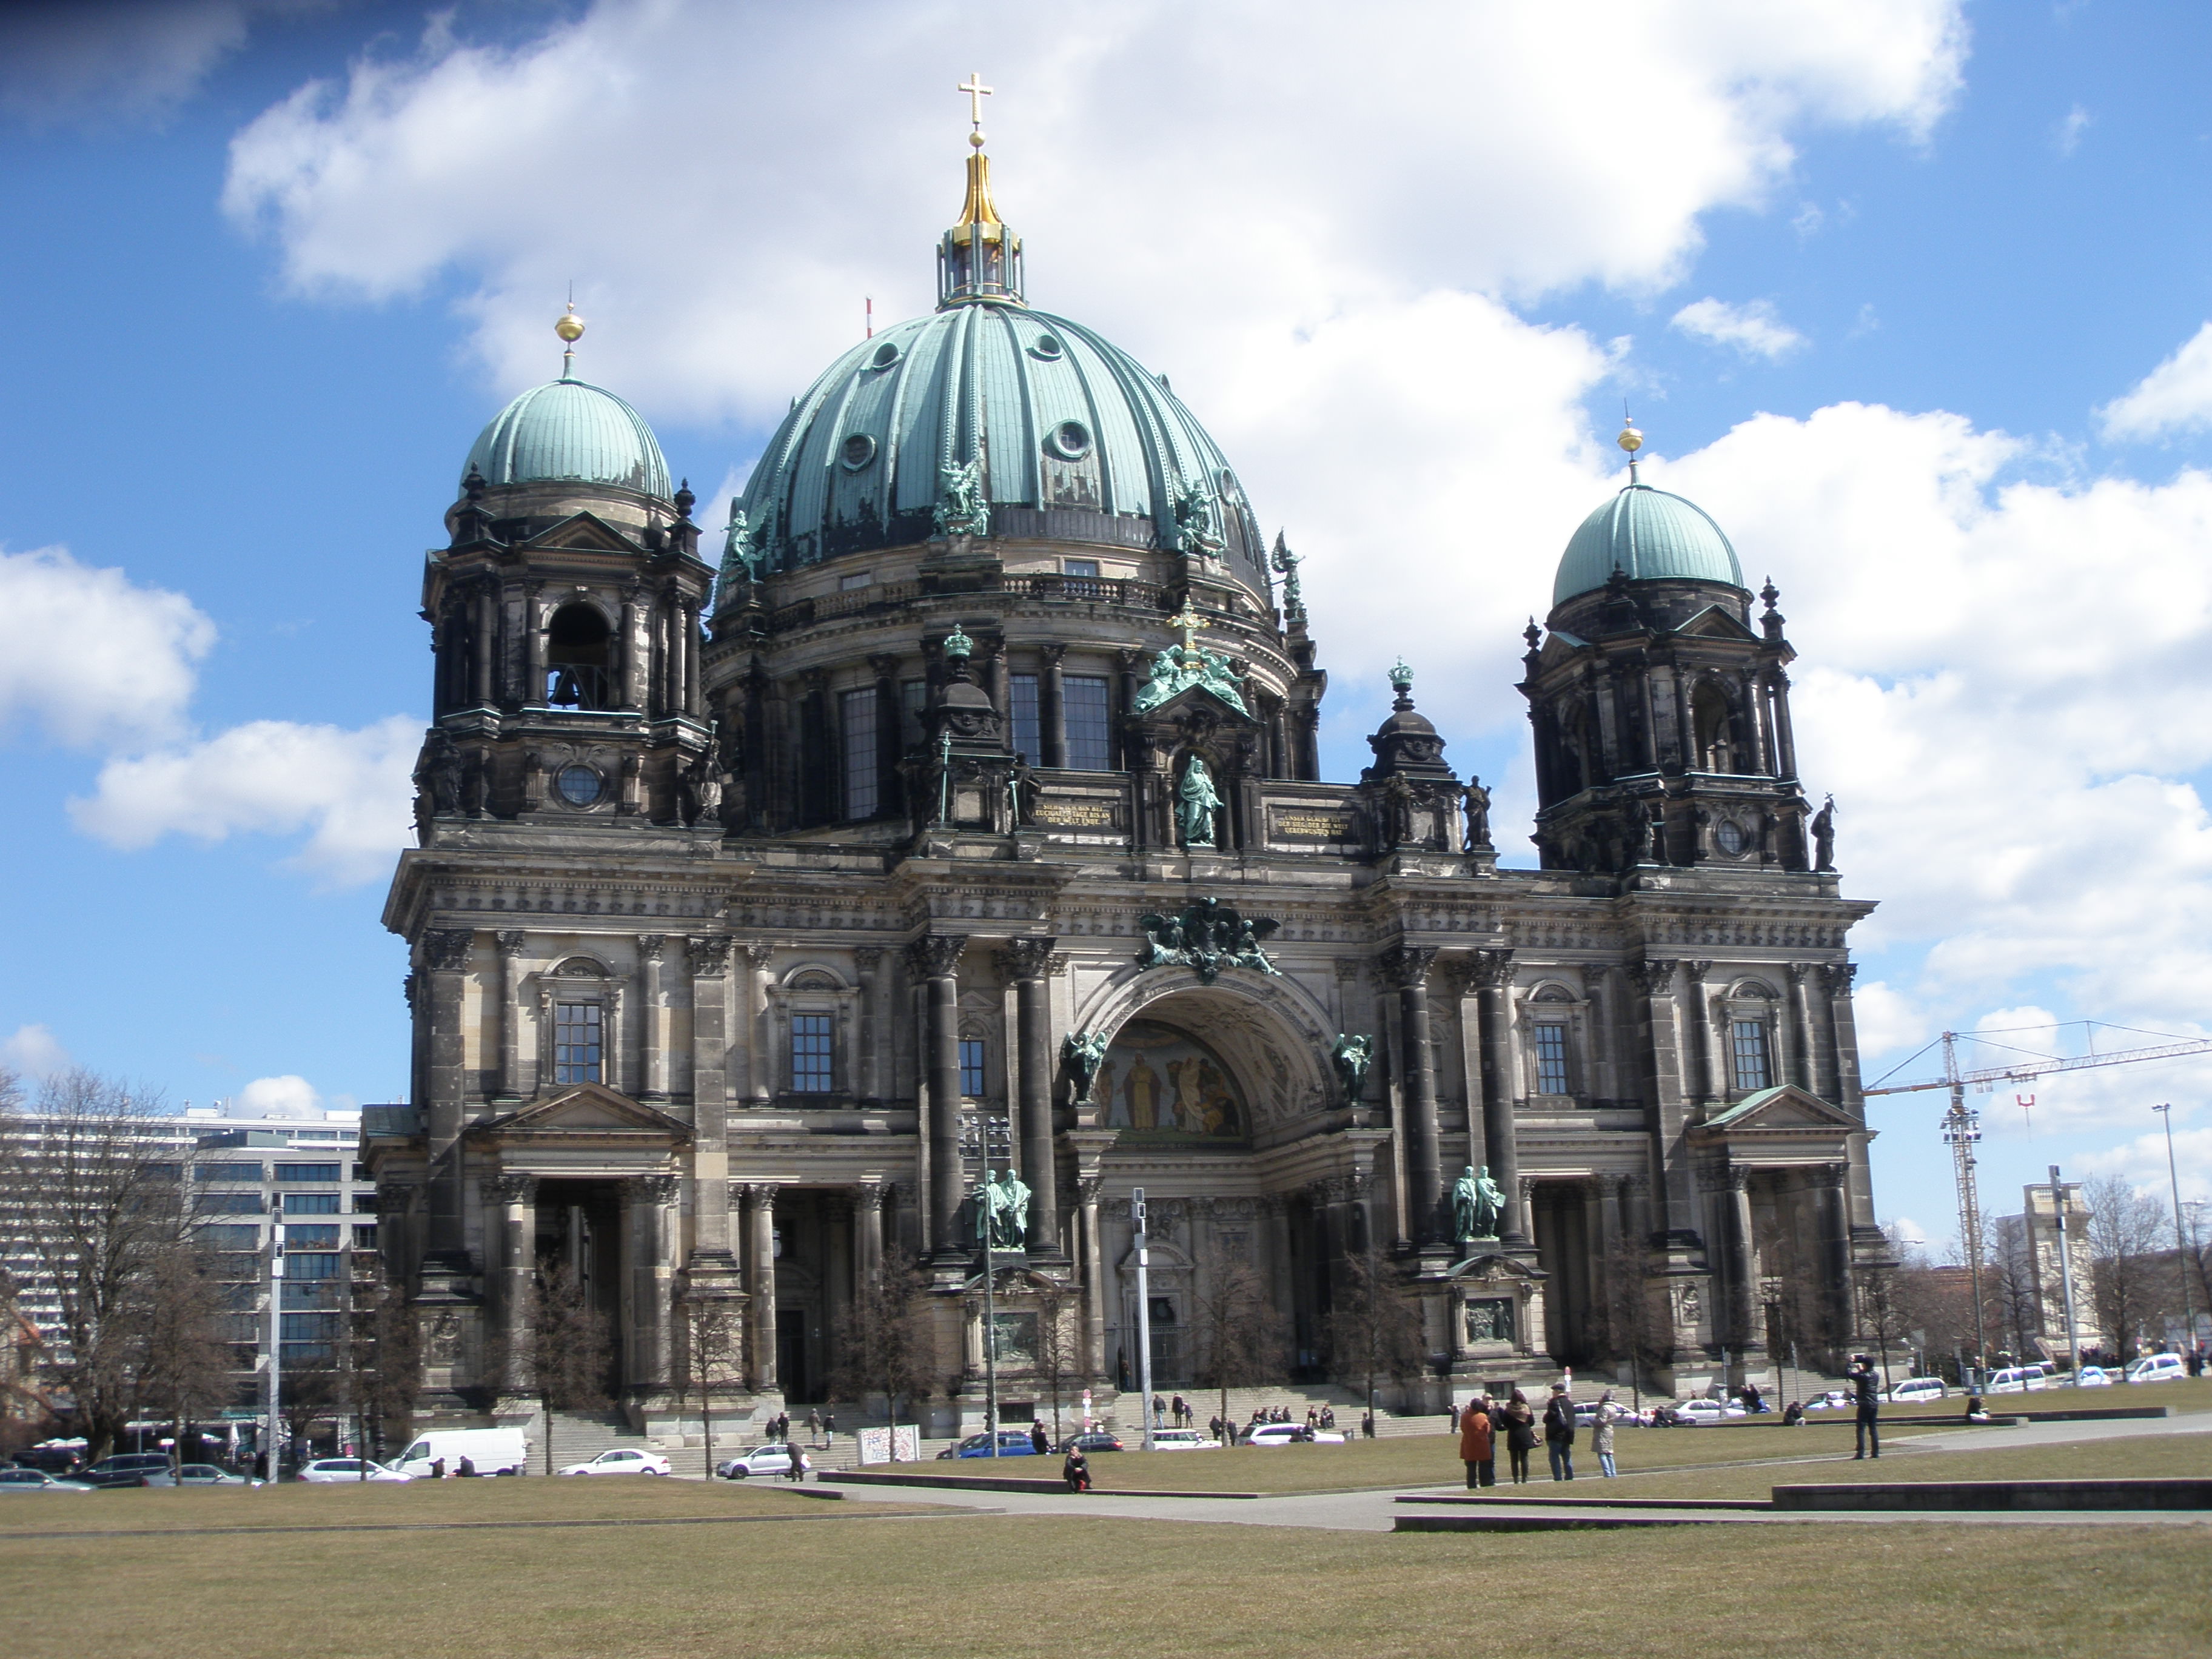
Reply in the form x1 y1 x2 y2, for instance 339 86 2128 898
1864 1027 2212 1367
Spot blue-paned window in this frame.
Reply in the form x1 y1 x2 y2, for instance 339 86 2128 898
197 1224 261 1249
286 1252 341 1281
1533 1023 1571 1095
841 687 879 819
1010 673 1041 765
203 1191 263 1214
554 1002 603 1085
275 1164 341 1184
1065 675 1112 770
791 1014 834 1093
959 1038 987 1099
284 1192 340 1215
286 1225 341 1249
1731 1020 1773 1093
196 1163 262 1183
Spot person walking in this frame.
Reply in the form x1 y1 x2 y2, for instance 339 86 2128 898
1543 1381 1577 1481
1849 1355 1882 1460
1501 1390 1537 1484
786 1441 807 1482
1594 1390 1622 1478
1029 1419 1050 1455
1457 1397 1495 1489
823 1411 836 1449
807 1409 820 1446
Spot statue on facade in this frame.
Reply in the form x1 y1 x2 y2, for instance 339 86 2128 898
1176 752 1221 848
996 1169 1032 1249
1270 531 1306 625
933 455 990 538
681 749 723 826
1464 779 1493 850
1381 773 1418 848
1330 1034 1375 1104
1007 753 1039 825
1061 1030 1110 1102
1171 478 1224 557
1455 1165 1506 1242
1811 794 1836 873
1136 896 1279 984
420 739 463 818
971 1171 1004 1250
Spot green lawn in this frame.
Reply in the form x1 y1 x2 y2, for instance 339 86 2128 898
0 1481 2202 1658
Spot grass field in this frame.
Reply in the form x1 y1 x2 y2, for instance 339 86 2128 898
0 1479 2204 1658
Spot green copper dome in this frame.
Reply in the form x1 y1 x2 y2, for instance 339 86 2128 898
1553 483 1743 606
463 373 672 499
731 302 1265 580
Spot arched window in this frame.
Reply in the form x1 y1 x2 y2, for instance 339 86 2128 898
546 603 614 709
1691 682 1735 773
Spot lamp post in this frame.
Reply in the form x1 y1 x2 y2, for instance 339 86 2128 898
1132 1187 1155 1452
265 1220 286 1482
2048 1166 2082 1382
2153 1104 2197 1355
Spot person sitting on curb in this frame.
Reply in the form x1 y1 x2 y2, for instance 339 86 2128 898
1062 1447 1091 1492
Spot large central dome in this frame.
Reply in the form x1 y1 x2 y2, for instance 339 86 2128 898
729 147 1264 586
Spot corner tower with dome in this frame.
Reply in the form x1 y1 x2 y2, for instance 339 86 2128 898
369 113 1889 1444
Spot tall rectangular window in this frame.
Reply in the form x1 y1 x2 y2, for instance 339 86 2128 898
1731 1019 1772 1092
959 1037 987 1098
554 1002 603 1085
1065 675 1113 770
1009 672 1041 765
901 679 928 749
840 687 879 819
791 1013 834 1093
284 1191 340 1215
1533 1023 1571 1094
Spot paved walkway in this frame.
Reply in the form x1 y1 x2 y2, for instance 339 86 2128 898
833 1412 2212 1534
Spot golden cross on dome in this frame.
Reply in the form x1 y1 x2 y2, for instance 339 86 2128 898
1170 597 1202 654
956 71 993 141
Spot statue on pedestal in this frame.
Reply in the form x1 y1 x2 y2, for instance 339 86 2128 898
1176 754 1221 848
1453 1165 1506 1243
1330 1034 1375 1104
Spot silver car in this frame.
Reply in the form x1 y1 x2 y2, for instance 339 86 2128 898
298 1458 412 1484
0 1467 93 1492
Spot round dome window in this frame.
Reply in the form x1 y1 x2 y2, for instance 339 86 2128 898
1029 335 1065 361
1045 420 1092 461
555 765 603 808
1715 820 1745 855
871 340 901 369
840 433 878 471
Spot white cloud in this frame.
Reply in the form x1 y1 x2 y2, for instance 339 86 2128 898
0 546 214 748
221 0 1963 426
1888 1215 1930 1247
232 1074 321 1119
2 1024 73 1079
1671 297 1808 360
0 1 285 129
2052 102 2091 158
2098 321 2212 442
70 714 420 886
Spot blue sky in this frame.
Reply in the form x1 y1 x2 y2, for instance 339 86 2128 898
3 0 2211 1250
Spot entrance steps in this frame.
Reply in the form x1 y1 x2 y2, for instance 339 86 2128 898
541 1409 661 1472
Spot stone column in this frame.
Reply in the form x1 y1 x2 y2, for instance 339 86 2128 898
638 936 668 1099
1816 1161 1853 1347
743 943 774 1103
1380 946 1442 1246
495 931 528 1101
681 600 702 718
1823 963 1879 1234
488 1174 537 1392
1078 1176 1107 1380
686 936 737 1273
1786 964 1823 1096
1725 1167 1757 1351
854 1182 885 1285
999 937 1060 1257
420 928 474 1273
472 581 496 708
1040 643 1067 767
617 586 641 710
1469 949 1527 1246
526 583 548 705
742 1184 780 1390
1684 962 1722 1104
1627 957 1699 1245
907 935 968 1258
1449 960 1486 1165
623 1175 678 1395
854 948 886 1105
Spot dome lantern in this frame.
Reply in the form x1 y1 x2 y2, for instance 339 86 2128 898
938 72 1024 308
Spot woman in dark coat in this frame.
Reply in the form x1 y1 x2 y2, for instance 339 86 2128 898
1062 1448 1091 1492
1501 1390 1538 1484
1457 1398 1495 1489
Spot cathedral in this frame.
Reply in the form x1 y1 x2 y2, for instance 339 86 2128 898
366 114 1888 1436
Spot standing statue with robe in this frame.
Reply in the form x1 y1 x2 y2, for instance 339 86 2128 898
1176 753 1221 848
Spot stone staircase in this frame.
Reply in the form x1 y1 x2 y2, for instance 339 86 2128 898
541 1409 662 1473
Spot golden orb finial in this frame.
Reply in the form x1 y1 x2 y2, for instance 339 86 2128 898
555 301 585 344
1618 418 1643 455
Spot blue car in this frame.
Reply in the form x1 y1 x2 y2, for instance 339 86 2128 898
938 1430 1041 1459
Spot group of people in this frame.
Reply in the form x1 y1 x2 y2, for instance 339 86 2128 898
1455 1382 1628 1488
762 1410 836 1450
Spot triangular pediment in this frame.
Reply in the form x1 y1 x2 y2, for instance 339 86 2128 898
1132 682 1257 725
1672 604 1758 642
525 512 639 554
1698 1084 1860 1136
490 1082 690 1138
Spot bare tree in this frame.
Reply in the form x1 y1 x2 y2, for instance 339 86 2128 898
675 1296 746 1478
1191 1262 1281 1440
1325 1246 1424 1430
0 1069 203 1461
136 1237 236 1471
517 1262 614 1475
1027 1278 1082 1445
2082 1175 2173 1360
830 1252 933 1449
354 1284 419 1462
1590 1255 1671 1407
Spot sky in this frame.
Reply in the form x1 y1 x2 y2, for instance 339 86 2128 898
3 0 2211 1255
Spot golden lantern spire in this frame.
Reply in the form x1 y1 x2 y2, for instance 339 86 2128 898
939 73 1024 307
555 294 585 380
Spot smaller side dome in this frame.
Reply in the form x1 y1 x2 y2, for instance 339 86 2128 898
1553 484 1743 607
463 377 672 500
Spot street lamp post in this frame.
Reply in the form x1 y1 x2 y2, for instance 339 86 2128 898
265 1220 286 1483
2048 1166 2082 1381
2153 1104 2197 1355
1132 1187 1155 1453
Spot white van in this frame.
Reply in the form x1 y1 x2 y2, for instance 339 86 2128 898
2125 1353 2188 1385
1986 1366 2049 1395
1884 1377 1946 1406
390 1427 529 1478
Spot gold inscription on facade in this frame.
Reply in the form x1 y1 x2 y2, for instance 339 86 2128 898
1038 801 1116 826
1274 812 1352 839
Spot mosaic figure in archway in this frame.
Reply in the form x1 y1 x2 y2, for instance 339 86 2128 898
1100 1021 1245 1139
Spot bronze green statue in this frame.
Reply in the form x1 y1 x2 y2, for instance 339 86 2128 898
972 1168 1031 1250
1453 1165 1506 1243
1061 1030 1110 1102
1176 753 1221 848
1330 1034 1375 1103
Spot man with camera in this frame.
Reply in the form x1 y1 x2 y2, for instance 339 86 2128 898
1848 1355 1881 1460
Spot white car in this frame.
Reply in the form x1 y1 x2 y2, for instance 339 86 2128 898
1671 1398 1747 1426
1883 1377 1946 1406
1805 1390 1854 1412
1146 1429 1221 1451
2074 1366 2114 1387
558 1449 671 1476
1239 1423 1347 1446
1988 1366 2050 1394
2125 1353 2188 1385
298 1458 412 1484
716 1444 811 1480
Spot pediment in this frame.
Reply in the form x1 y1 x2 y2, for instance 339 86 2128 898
489 1082 690 1139
1132 682 1256 726
526 512 639 554
1445 1250 1541 1283
1696 1084 1860 1137
1672 604 1758 642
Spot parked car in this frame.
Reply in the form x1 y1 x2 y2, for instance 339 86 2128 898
1239 1423 1346 1446
937 1430 1041 1460
81 1453 172 1481
298 1458 412 1484
2074 1366 2114 1387
1988 1366 2051 1394
390 1428 529 1480
1147 1429 1222 1450
1668 1399 1748 1426
1884 1377 1947 1406
1804 1390 1854 1411
715 1445 811 1480
1056 1432 1125 1454
2125 1353 2188 1385
558 1449 671 1476
0 1467 93 1493
170 1464 248 1486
